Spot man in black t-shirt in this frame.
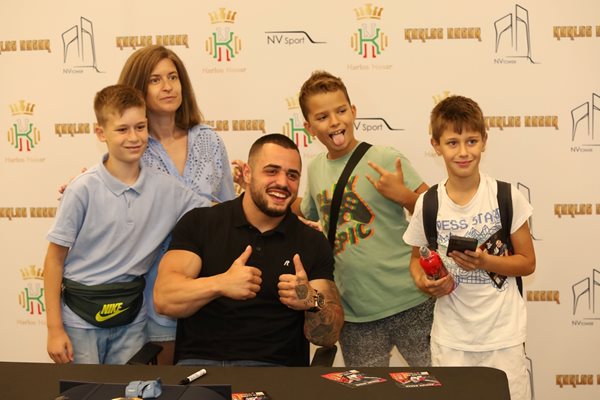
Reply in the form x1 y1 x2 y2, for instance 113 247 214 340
154 134 344 366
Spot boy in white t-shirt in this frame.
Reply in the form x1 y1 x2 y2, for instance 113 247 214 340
403 95 536 400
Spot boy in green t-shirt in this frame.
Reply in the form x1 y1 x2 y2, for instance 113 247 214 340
293 70 432 367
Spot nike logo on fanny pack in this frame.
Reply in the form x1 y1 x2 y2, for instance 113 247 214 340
95 302 129 322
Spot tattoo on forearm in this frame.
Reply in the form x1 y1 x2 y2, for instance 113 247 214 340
295 284 308 299
305 281 344 347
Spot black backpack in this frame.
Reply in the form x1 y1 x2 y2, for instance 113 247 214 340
422 180 523 294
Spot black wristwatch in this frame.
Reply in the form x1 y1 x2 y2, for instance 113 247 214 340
307 289 325 313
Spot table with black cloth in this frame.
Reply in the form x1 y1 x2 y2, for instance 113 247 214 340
0 362 510 399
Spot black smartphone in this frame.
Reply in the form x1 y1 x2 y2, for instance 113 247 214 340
446 234 478 256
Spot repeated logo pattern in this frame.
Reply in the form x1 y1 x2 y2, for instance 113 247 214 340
7 100 40 152
206 8 242 62
350 3 388 58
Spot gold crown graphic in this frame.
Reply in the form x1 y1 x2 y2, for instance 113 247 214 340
286 95 300 110
209 8 237 24
432 91 451 106
20 265 43 280
354 3 384 20
10 100 36 116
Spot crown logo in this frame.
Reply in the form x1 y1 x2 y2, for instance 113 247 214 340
286 95 300 110
209 8 237 24
354 3 384 20
432 91 451 106
20 265 44 280
10 100 36 116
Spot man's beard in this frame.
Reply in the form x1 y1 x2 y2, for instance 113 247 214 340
249 184 293 217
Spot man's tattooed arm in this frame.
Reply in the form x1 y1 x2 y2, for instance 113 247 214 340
304 279 344 347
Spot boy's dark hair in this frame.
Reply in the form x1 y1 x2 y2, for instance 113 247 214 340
93 85 145 126
298 71 352 120
430 95 487 142
248 134 301 168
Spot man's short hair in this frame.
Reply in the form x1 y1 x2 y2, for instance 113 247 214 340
248 134 301 168
430 95 487 142
94 84 145 126
298 70 352 120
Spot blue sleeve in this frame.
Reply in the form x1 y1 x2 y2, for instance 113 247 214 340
215 136 236 202
47 185 86 247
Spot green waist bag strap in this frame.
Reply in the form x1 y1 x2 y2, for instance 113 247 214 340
62 277 145 328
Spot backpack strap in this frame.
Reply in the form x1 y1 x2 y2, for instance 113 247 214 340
327 142 372 248
496 180 513 251
496 180 523 295
422 184 439 251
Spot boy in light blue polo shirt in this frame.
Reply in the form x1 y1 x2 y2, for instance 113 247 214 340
43 85 209 364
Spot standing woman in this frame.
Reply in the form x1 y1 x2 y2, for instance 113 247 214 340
119 45 235 202
119 45 236 364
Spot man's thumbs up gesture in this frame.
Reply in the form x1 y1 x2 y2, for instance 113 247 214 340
278 254 315 311
221 245 262 300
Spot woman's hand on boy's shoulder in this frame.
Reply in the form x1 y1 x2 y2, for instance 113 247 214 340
57 167 88 201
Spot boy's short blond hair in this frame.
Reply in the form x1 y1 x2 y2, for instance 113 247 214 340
93 85 145 126
430 95 487 142
299 71 352 120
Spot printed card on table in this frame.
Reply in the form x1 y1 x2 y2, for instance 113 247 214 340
232 391 270 399
389 371 442 388
321 369 386 388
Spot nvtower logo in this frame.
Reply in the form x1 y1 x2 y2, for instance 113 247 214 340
18 265 45 316
572 268 600 325
7 100 40 152
350 3 388 59
282 95 312 148
61 17 103 73
206 8 241 62
493 4 538 64
571 93 599 153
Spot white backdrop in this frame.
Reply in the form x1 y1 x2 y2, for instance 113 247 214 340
1 1 599 398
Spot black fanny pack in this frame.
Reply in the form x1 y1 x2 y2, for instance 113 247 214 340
62 277 145 328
